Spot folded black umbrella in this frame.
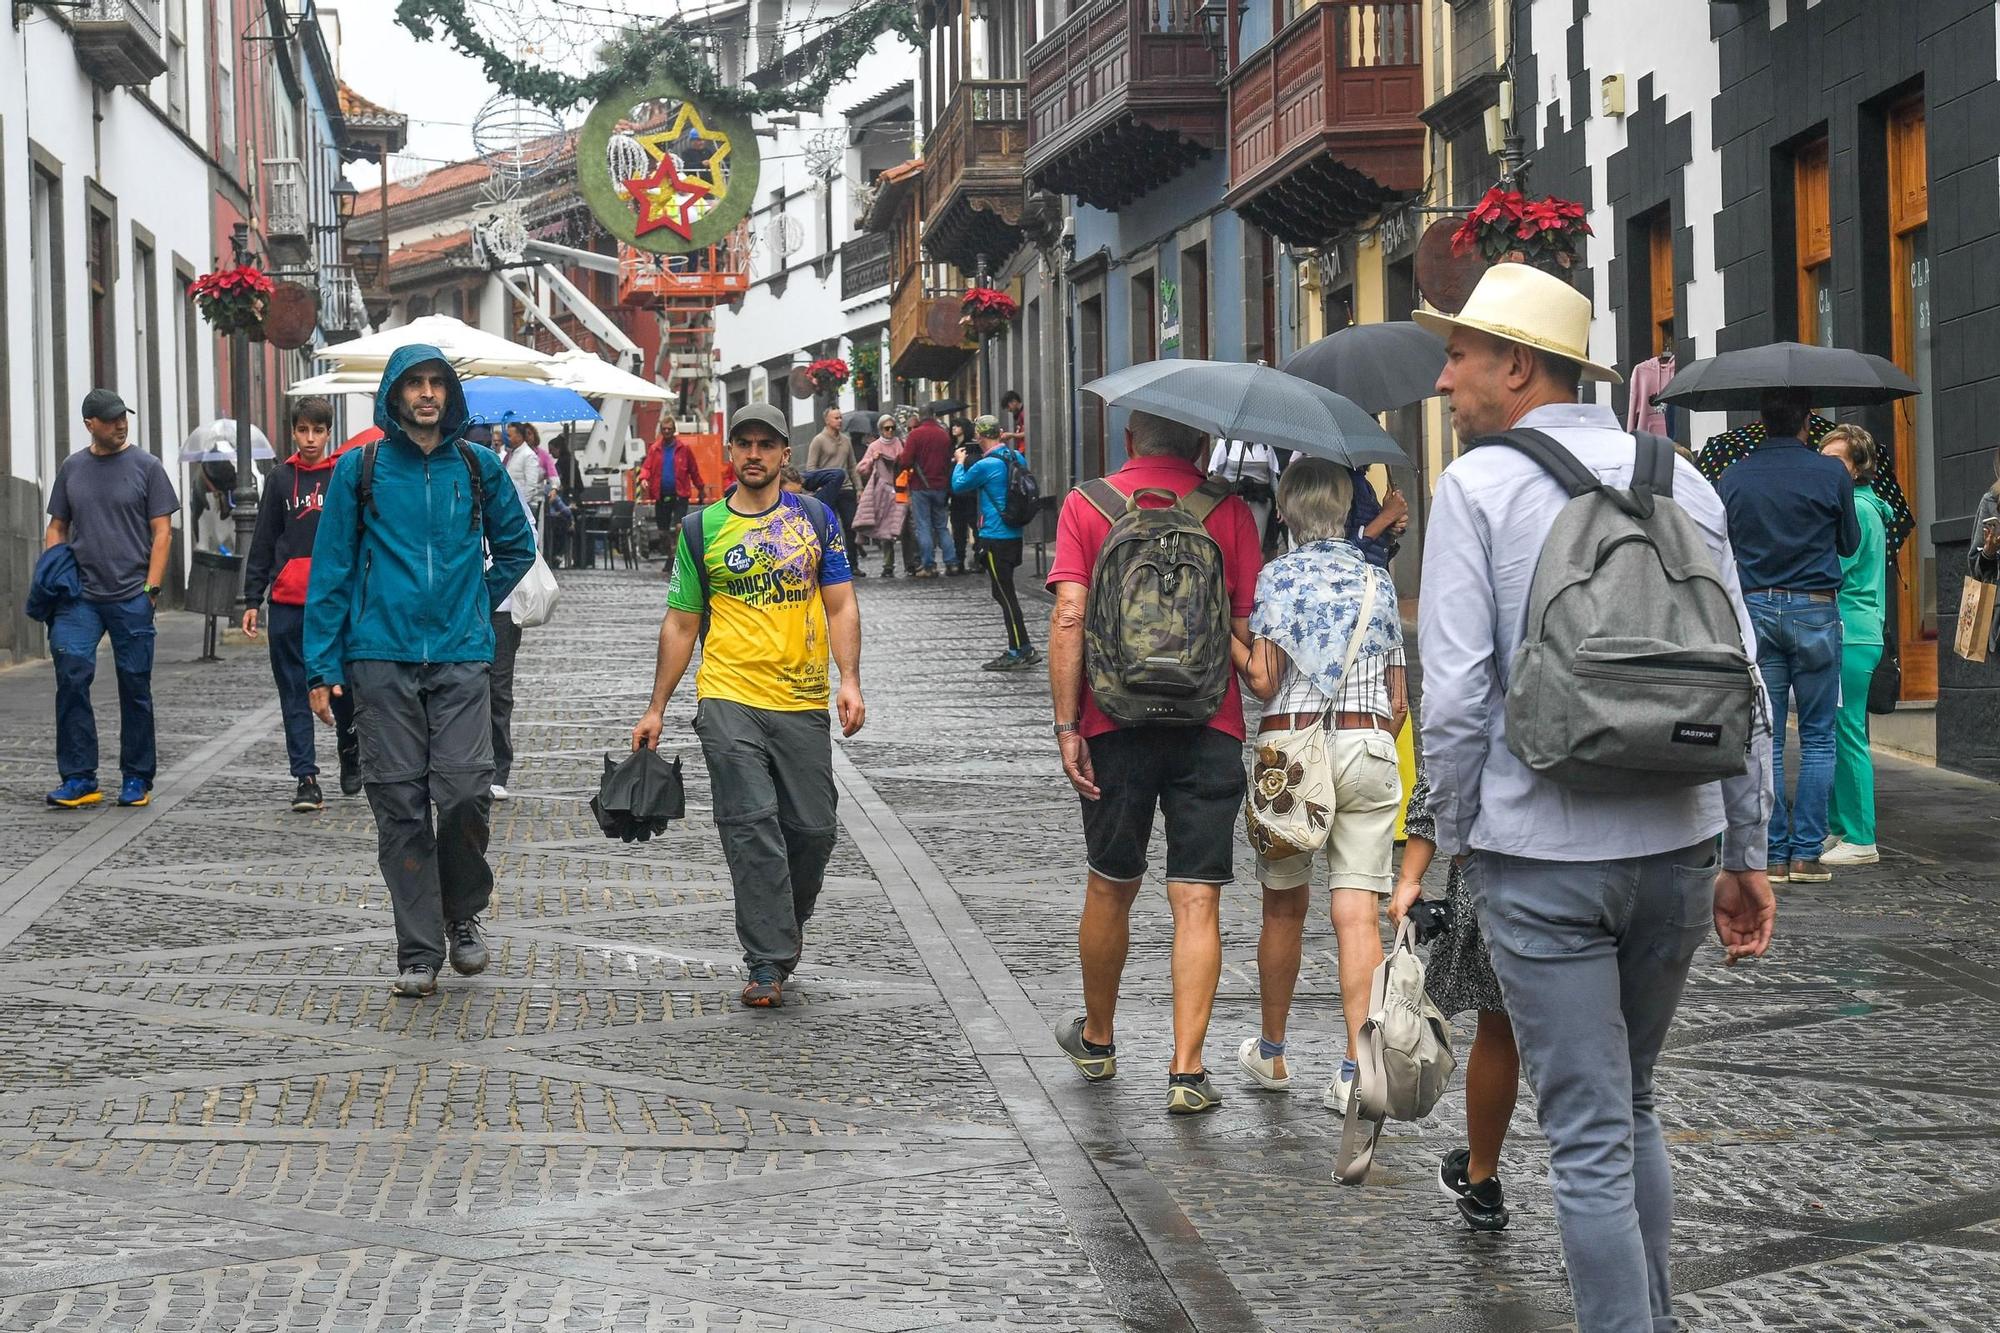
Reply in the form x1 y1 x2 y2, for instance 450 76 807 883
1655 341 1919 411
592 749 686 844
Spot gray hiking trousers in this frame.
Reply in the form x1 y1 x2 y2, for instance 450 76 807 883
692 699 838 972
348 660 496 972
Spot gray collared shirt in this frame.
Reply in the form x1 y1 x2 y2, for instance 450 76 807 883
1417 402 1772 869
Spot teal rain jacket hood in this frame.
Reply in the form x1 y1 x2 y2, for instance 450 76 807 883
302 344 538 686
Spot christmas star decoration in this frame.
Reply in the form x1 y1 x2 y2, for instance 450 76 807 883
624 151 714 240
667 102 731 192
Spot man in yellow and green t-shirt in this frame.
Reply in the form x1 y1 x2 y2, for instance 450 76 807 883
632 404 865 1008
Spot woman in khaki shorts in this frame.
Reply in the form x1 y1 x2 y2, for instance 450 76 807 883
1229 459 1407 1114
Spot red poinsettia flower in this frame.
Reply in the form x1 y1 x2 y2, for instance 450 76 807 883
1468 186 1526 227
1450 216 1484 257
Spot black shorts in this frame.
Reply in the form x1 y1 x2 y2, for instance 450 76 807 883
1080 726 1246 886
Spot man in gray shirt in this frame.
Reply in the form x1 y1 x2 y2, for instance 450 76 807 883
43 388 179 809
1415 265 1775 1333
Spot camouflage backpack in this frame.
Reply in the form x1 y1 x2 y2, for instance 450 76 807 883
1080 476 1234 728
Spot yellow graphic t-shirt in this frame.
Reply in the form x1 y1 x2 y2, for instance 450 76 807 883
666 494 851 710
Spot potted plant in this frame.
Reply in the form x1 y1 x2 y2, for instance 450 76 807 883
190 263 276 337
961 286 1019 339
851 342 880 400
1451 187 1592 275
807 357 850 393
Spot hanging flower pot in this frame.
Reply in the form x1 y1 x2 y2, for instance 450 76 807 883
960 286 1019 341
807 357 850 392
1451 188 1591 280
190 264 276 338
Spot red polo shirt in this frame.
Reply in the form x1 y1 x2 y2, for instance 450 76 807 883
1047 454 1263 740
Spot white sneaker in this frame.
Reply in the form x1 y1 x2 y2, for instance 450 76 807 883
490 784 511 802
1822 834 1845 854
1237 1037 1291 1091
1820 841 1880 866
1323 1065 1356 1115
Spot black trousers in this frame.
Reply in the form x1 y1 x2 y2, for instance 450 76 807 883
655 496 688 563
979 537 1030 653
949 494 978 567
489 612 522 787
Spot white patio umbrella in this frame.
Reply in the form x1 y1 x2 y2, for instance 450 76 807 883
545 350 675 402
312 314 555 379
287 369 380 395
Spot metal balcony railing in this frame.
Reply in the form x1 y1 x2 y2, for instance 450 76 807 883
264 159 308 245
72 0 166 86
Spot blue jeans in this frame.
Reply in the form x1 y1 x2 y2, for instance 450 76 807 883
1472 843 1719 1333
1746 591 1842 865
267 601 355 779
51 593 157 785
909 489 956 571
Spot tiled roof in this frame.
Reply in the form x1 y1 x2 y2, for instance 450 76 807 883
387 228 473 275
351 159 492 217
338 82 406 127
861 158 922 234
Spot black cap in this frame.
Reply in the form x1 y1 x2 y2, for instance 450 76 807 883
80 388 130 420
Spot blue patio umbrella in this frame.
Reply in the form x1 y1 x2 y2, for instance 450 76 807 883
460 377 602 425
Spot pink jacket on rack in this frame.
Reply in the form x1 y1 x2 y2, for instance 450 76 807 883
1626 354 1674 435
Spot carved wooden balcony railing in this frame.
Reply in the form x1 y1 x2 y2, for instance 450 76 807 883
919 79 1028 275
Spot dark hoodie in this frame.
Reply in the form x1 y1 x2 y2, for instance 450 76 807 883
243 447 341 607
302 344 537 687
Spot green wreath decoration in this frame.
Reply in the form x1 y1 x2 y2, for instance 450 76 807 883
581 79 759 254
396 0 921 117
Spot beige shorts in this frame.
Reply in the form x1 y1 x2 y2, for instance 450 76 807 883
1255 726 1403 894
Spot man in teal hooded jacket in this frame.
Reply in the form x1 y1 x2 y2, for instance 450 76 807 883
304 346 537 997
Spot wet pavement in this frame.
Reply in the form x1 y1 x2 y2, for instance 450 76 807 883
0 568 1997 1330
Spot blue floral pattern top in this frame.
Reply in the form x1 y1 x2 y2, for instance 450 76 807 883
1249 538 1402 699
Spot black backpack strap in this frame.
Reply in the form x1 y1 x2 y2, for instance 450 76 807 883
355 441 380 535
1472 429 1603 499
454 439 485 533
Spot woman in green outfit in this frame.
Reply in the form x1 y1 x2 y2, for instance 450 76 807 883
1819 425 1892 866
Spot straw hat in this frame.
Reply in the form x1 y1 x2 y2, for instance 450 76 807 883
1412 262 1623 385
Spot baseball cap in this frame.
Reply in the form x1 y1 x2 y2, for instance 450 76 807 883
727 403 791 442
80 388 130 420
973 414 1002 437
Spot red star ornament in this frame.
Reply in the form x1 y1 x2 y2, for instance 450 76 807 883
624 152 715 241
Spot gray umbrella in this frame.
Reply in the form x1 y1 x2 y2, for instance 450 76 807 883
1654 341 1919 411
1084 359 1411 469
841 409 884 436
1280 321 1447 414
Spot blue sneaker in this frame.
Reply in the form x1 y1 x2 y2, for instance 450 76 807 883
46 778 103 809
117 778 151 807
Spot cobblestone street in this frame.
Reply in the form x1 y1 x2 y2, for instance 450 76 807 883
2 568 2000 1331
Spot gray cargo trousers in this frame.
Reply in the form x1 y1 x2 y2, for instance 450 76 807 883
348 660 496 973
1468 841 1719 1333
692 698 838 973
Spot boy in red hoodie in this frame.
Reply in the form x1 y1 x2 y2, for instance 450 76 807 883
242 397 357 811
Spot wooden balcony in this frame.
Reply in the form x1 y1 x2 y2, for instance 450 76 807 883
919 79 1028 275
890 269 975 382
840 232 893 300
617 227 751 308
1223 0 1424 247
1026 0 1222 209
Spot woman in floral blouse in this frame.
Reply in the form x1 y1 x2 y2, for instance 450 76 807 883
1230 458 1407 1120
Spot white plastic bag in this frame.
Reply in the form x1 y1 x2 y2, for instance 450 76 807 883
509 554 560 628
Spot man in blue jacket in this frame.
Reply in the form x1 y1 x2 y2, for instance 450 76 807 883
951 414 1038 672
303 345 537 998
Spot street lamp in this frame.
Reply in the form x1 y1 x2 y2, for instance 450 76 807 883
1196 0 1241 65
228 223 261 582
318 177 360 235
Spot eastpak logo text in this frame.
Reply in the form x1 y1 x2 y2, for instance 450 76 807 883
1672 721 1722 747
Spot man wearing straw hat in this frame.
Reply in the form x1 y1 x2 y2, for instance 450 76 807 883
1414 263 1776 1332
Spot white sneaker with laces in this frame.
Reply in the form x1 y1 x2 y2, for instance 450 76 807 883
1323 1065 1356 1115
490 784 511 802
1820 841 1879 866
1237 1037 1291 1091
1822 834 1844 854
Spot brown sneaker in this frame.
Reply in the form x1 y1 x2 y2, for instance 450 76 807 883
740 971 784 1008
1788 858 1832 884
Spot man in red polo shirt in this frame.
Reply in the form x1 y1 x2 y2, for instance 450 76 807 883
1045 410 1264 1116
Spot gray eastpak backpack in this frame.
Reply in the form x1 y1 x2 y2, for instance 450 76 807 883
1479 429 1761 792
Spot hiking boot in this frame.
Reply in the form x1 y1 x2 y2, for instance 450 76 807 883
446 918 490 975
117 777 151 807
1165 1071 1223 1115
1055 1014 1117 1082
46 778 103 809
1439 1149 1511 1231
741 967 784 1008
1821 841 1880 866
391 965 438 998
338 750 362 796
1789 858 1833 884
291 777 325 813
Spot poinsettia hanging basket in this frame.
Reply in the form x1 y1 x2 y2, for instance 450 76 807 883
961 286 1019 339
807 357 850 391
190 263 276 336
1451 188 1591 276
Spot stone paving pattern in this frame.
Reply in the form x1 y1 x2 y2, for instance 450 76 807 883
0 570 1997 1330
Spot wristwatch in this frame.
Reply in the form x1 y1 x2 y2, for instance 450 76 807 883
142 583 162 599
1052 721 1079 737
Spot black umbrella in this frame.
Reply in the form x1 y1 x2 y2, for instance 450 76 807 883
1655 342 1919 411
1280 321 1447 414
591 749 686 843
841 409 884 436
923 398 965 416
